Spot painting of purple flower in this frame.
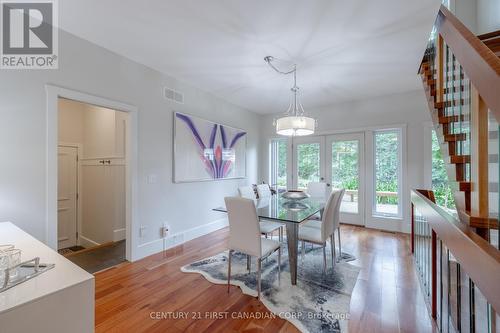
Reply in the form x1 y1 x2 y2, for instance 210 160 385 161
174 112 246 182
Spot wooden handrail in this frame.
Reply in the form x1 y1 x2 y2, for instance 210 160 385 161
411 190 500 312
435 5 500 121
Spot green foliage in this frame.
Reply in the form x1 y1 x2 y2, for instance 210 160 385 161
331 141 358 190
431 131 456 210
297 143 320 188
272 130 456 213
375 132 399 205
276 140 287 186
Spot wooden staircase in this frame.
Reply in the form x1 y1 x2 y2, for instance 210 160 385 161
419 15 500 237
412 6 500 331
478 29 500 58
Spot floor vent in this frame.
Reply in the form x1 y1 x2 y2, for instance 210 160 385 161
164 87 184 104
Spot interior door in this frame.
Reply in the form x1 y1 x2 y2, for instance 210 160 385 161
326 133 365 225
292 136 326 190
57 146 78 249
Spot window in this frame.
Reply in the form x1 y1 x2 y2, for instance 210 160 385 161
331 140 359 213
431 130 456 213
296 143 320 190
374 129 401 217
270 139 287 190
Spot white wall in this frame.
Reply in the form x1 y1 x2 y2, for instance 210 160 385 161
58 99 86 144
259 90 432 233
476 0 500 35
0 29 260 260
453 0 478 33
452 0 500 35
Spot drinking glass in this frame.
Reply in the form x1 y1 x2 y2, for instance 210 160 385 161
7 249 22 280
0 244 14 252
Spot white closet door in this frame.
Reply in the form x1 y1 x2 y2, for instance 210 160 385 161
81 159 126 246
81 162 113 245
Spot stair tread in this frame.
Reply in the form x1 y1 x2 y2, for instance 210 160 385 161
444 133 467 142
477 29 500 40
450 155 470 164
466 212 499 230
439 115 466 124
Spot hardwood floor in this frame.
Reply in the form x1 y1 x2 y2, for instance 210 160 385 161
94 225 437 332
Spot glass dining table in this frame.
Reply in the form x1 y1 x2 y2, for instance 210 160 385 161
213 195 325 285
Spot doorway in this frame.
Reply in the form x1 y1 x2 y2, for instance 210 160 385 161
57 97 129 272
292 133 365 226
326 133 365 225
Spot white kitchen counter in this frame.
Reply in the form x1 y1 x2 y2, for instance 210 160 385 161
0 222 94 333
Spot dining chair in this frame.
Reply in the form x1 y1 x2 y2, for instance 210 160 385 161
238 186 256 199
306 182 328 220
256 184 272 198
306 182 328 198
253 184 284 242
302 189 345 263
299 189 342 272
225 197 281 299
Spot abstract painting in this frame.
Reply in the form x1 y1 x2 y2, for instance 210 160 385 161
174 112 247 182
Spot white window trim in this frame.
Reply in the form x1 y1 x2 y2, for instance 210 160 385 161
268 137 290 189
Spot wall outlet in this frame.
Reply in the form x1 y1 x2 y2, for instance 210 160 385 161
139 225 147 238
162 223 170 238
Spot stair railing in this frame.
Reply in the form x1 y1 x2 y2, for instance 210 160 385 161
420 4 499 243
417 5 500 332
429 5 500 119
411 189 500 332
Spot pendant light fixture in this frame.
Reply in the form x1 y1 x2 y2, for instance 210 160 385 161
265 56 316 136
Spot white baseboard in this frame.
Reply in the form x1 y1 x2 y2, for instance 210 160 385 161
79 235 100 248
136 218 228 260
113 228 126 242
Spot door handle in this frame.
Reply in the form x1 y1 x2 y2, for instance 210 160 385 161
326 183 331 187
99 160 105 164
105 160 111 164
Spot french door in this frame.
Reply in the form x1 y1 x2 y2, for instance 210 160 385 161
292 133 365 226
325 133 365 225
292 136 326 191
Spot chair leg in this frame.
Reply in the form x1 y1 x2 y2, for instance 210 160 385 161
247 254 251 272
278 247 281 282
257 259 262 300
337 227 342 262
330 234 335 268
301 240 305 263
323 245 327 273
227 250 232 293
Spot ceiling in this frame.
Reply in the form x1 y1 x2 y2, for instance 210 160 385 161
59 0 440 114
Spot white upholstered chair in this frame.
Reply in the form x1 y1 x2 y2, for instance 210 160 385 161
302 189 345 263
306 182 329 220
251 184 284 242
306 182 328 198
225 197 281 299
238 186 255 199
256 184 272 198
299 189 343 271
